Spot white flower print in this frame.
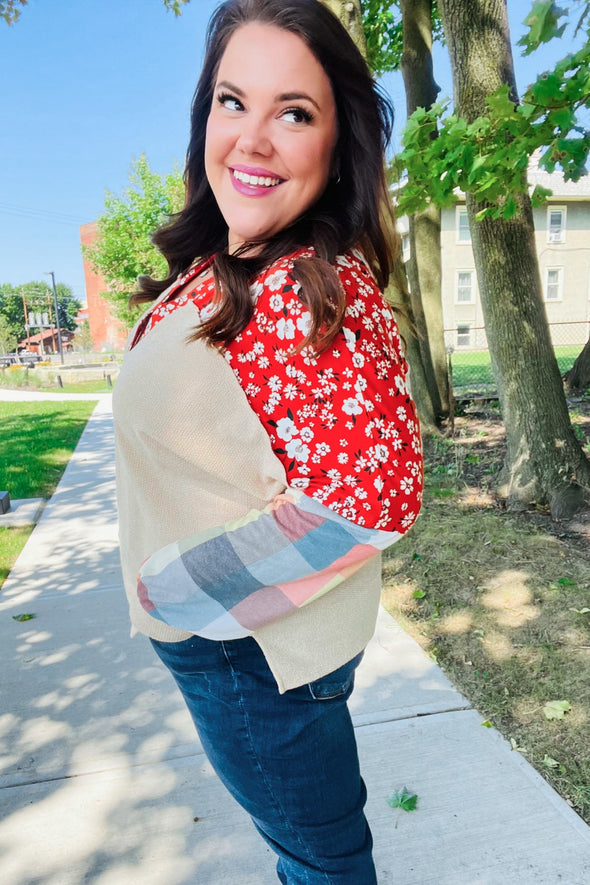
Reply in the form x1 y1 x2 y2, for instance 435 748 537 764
266 269 288 291
285 439 310 463
315 442 331 457
276 318 296 340
296 311 311 336
269 293 284 311
299 426 314 443
352 352 365 368
343 327 356 352
400 475 414 494
276 416 297 441
342 398 363 416
337 452 349 464
374 476 384 493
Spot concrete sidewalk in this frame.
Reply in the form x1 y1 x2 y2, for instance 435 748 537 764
1 394 589 884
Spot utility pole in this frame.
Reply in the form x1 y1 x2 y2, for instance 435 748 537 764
45 272 64 364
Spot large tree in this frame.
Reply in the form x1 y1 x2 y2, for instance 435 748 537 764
435 0 590 516
83 154 184 328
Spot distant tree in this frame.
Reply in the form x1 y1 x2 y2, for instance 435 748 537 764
0 0 26 25
0 282 79 340
84 153 184 328
72 320 93 354
1 0 189 25
0 314 17 354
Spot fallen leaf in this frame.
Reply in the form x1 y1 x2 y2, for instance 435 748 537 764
481 720 493 728
543 700 571 721
510 737 526 752
12 613 35 622
387 787 418 812
571 607 590 615
412 589 426 599
543 755 560 768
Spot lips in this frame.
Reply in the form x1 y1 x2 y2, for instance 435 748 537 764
232 169 281 188
229 165 284 196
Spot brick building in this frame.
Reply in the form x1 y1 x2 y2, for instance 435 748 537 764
79 222 127 352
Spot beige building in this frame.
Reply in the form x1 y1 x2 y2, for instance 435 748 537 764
434 156 590 352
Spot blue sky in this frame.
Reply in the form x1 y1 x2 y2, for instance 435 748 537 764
0 0 582 304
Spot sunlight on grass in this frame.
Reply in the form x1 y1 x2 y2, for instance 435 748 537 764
0 401 95 499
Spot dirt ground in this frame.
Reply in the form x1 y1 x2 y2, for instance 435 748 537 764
381 394 590 823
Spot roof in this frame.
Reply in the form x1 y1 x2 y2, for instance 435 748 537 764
527 149 590 198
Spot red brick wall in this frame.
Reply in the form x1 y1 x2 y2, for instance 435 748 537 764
80 222 128 352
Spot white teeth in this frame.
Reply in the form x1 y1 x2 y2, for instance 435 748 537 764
232 169 280 187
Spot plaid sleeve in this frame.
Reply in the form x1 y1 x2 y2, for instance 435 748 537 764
137 488 403 640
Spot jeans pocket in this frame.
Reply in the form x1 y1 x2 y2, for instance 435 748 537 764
307 651 364 700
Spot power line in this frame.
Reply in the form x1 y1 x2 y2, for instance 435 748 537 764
0 201 89 226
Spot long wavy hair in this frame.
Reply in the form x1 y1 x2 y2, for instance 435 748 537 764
133 0 398 353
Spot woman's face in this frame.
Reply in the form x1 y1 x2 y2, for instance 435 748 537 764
205 23 338 253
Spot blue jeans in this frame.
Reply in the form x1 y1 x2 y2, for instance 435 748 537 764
150 634 376 884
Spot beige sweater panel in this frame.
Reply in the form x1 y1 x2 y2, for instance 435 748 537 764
114 301 382 693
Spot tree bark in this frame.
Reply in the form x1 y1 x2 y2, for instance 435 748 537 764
400 0 449 422
438 0 590 517
564 337 590 394
322 0 367 54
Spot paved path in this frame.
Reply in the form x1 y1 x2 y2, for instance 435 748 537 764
1 394 589 884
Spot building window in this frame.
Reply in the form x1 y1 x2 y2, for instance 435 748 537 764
545 267 563 302
456 207 471 243
457 324 472 347
456 270 475 304
547 206 566 243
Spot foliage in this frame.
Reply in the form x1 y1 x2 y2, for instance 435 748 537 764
392 2 590 219
162 0 191 16
0 0 26 25
0 282 80 342
84 153 184 328
387 786 418 811
0 314 18 354
360 0 444 76
71 320 93 353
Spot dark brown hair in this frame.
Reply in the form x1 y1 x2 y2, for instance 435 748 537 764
133 0 398 352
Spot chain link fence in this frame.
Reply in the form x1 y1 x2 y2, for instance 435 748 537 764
444 321 589 398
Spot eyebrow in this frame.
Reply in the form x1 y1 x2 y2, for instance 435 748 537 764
216 80 321 112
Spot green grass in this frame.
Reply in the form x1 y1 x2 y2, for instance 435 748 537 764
0 400 96 498
0 525 34 587
0 370 114 394
450 345 583 389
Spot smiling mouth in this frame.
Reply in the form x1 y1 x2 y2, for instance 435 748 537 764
231 169 283 188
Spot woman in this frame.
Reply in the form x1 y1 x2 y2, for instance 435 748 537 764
113 1 423 882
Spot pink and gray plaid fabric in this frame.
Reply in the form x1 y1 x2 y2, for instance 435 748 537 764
138 488 402 640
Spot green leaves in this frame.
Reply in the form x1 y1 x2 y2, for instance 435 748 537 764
387 786 418 812
12 613 35 621
84 154 185 328
393 1 590 218
518 2 567 55
543 699 571 720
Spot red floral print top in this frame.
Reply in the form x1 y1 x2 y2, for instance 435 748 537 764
136 247 423 534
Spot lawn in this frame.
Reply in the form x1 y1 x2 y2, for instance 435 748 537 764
450 345 584 390
0 400 96 587
0 400 96 498
382 400 590 823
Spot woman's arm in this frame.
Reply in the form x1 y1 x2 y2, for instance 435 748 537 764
138 487 403 639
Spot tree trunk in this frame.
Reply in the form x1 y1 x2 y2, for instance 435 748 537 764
564 337 590 394
438 0 590 517
322 0 367 54
400 0 449 422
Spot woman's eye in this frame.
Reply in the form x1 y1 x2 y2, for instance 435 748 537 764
281 107 314 125
217 93 243 112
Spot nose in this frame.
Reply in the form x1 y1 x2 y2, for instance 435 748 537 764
235 113 273 157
